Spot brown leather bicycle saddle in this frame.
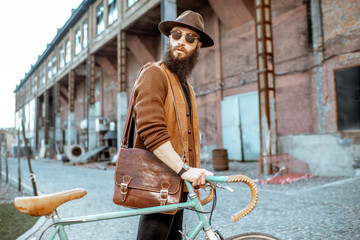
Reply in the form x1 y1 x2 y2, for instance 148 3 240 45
14 188 87 217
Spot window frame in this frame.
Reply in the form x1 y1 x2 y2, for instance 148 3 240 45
47 60 52 80
65 39 72 64
52 54 57 76
83 20 89 48
59 47 65 69
39 66 46 86
107 0 118 25
75 27 82 55
96 3 105 35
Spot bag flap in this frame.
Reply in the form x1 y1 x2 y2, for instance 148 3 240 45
114 148 182 194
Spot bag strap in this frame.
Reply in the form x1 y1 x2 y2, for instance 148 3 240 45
122 63 146 147
121 63 187 160
121 86 136 147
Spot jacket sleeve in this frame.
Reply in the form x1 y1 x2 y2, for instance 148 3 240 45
133 65 170 152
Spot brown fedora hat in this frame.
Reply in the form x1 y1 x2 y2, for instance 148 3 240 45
158 10 214 48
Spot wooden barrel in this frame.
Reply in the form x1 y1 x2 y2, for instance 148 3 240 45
212 149 229 171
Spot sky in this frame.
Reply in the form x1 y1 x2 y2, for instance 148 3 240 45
0 0 83 128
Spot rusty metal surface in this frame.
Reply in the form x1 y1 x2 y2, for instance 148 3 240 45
254 0 278 174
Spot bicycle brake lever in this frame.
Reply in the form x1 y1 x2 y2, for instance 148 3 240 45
211 182 234 192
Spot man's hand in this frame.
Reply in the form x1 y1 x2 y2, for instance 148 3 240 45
180 167 213 189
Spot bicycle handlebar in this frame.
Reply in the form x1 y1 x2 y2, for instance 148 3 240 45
206 174 259 222
200 182 215 206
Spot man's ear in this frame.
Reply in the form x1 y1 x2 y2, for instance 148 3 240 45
197 42 202 49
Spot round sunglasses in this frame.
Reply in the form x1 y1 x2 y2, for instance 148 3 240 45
170 30 200 44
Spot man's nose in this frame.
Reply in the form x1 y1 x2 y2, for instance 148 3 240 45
177 35 187 45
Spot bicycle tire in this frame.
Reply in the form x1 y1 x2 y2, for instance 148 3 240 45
225 232 280 240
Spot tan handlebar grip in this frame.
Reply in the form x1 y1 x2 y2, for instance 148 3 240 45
228 174 258 222
200 182 215 205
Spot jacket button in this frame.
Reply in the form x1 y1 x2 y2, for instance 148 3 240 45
189 147 192 151
188 130 191 134
186 112 190 116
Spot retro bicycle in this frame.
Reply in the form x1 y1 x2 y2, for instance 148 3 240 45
14 174 280 240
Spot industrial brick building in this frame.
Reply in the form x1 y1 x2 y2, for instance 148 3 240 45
14 0 360 176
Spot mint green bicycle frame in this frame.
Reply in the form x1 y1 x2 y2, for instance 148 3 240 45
47 176 229 240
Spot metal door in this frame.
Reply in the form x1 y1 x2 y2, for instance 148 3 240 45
222 91 260 161
335 67 360 130
221 96 242 160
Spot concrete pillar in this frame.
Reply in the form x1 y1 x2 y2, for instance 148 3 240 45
30 98 37 153
117 31 127 150
88 106 97 150
87 54 96 150
55 115 61 142
117 92 128 149
67 113 75 145
310 0 325 133
54 83 62 149
161 0 177 53
68 71 76 145
44 91 49 146
35 98 40 151
214 17 223 149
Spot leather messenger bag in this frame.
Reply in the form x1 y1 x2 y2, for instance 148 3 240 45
113 64 186 215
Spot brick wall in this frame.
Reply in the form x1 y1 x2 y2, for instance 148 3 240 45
322 0 360 58
321 0 360 132
121 0 360 150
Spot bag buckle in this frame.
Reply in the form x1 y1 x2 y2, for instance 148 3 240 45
159 181 171 206
120 175 132 202
121 183 128 194
160 189 169 206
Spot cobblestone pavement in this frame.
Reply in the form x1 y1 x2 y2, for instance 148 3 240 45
1 157 359 240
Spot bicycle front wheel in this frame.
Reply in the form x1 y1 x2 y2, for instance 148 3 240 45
225 232 280 240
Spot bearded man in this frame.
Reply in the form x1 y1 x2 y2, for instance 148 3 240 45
132 10 214 240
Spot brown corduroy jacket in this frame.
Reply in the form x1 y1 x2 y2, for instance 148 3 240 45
132 61 201 169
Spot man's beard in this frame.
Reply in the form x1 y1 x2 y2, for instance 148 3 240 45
162 43 199 83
